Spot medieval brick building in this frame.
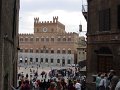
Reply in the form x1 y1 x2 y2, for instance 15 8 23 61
18 16 79 67
86 0 120 82
0 0 19 90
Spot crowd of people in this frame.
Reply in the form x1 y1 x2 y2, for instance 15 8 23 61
95 70 120 90
16 66 120 90
16 67 86 90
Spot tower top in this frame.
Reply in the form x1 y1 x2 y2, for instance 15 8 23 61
34 16 59 24
53 16 58 23
34 17 39 23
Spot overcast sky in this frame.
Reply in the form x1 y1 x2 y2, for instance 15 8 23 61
19 0 87 36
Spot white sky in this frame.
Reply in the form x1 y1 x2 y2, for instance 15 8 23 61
19 0 87 36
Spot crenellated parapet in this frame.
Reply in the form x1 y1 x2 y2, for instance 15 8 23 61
19 33 34 36
34 16 59 25
39 21 53 24
66 32 78 35
53 16 58 23
34 17 39 23
58 32 78 36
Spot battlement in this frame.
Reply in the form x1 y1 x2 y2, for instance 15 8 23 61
58 32 78 36
67 32 78 35
34 16 59 24
53 16 58 23
34 17 39 23
19 33 34 36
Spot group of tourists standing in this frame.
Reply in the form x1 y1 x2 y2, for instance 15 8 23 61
95 70 120 90
17 77 85 90
16 67 86 90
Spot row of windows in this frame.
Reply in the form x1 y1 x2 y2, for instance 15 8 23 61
19 37 72 42
20 49 72 54
19 58 71 64
99 6 120 31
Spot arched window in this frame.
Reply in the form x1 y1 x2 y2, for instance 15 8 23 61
30 48 33 53
20 38 23 42
51 38 54 42
25 57 28 63
36 58 38 62
57 48 60 54
51 48 54 53
19 57 23 63
41 49 43 53
57 50 60 53
68 49 71 54
46 38 49 42
51 58 54 63
45 58 48 63
25 37 28 41
36 37 39 42
57 36 61 41
41 37 44 42
36 49 39 53
41 58 43 62
62 49 66 54
30 58 33 62
63 38 66 41
25 49 28 53
67 59 71 64
45 49 49 53
51 50 54 53
30 37 33 41
57 59 60 63
68 37 71 41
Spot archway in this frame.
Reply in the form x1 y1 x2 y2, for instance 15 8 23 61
97 47 113 73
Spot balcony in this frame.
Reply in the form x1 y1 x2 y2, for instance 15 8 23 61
82 5 88 21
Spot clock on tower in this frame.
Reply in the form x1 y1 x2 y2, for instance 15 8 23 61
42 27 48 32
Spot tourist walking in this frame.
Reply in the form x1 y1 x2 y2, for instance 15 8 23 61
99 74 106 90
95 73 101 90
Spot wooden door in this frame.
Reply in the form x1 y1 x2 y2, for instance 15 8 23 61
97 55 113 73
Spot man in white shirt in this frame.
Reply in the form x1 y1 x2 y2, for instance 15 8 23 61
75 80 81 90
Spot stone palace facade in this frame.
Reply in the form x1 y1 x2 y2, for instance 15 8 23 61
18 16 79 67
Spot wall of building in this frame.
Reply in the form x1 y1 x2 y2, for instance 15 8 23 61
0 0 19 89
77 47 86 62
87 0 120 83
77 36 86 63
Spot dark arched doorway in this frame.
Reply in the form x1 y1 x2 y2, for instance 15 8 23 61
96 47 113 73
